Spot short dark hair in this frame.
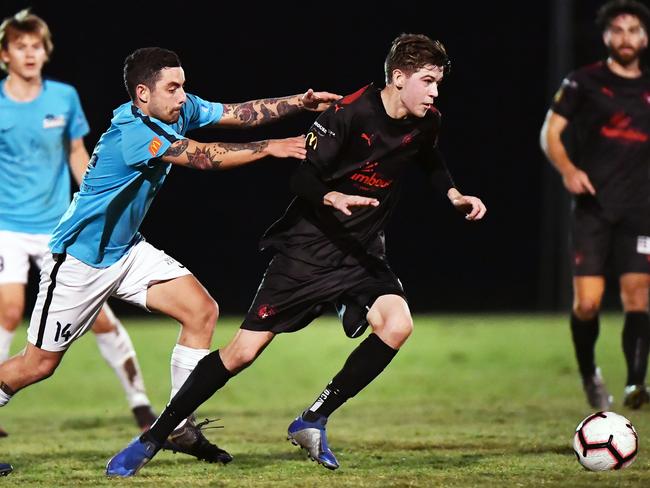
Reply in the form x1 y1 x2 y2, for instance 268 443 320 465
0 9 53 73
384 33 450 84
123 47 181 101
596 0 650 32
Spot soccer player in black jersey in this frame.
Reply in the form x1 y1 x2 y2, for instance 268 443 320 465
541 0 650 411
107 33 486 476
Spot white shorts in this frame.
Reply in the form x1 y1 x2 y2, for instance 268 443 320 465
0 231 50 285
28 239 192 352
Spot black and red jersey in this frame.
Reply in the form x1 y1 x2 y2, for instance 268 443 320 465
551 61 650 208
260 84 454 266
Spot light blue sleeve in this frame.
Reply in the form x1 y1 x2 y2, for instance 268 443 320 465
120 118 182 168
183 93 223 131
66 87 90 140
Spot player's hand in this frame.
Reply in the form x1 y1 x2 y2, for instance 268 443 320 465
451 195 487 221
267 136 307 159
301 89 341 112
323 191 379 216
562 167 596 195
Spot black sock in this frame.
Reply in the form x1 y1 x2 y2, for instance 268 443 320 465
143 350 233 445
303 333 398 421
570 313 599 380
622 311 650 386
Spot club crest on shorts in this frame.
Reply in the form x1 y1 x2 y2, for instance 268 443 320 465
257 304 276 320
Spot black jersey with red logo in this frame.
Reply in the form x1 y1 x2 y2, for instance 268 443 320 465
260 84 454 266
551 61 650 208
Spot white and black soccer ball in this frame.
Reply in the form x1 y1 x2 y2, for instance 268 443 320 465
573 411 638 471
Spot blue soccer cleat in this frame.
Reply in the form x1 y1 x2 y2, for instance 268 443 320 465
287 414 339 470
106 435 160 477
0 463 12 476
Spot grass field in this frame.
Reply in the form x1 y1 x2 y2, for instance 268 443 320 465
1 313 649 486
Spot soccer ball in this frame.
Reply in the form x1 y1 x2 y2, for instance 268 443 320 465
573 411 638 471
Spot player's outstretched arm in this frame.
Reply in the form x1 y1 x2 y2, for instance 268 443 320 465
290 162 379 215
216 89 341 128
160 136 306 170
447 188 487 221
323 191 380 216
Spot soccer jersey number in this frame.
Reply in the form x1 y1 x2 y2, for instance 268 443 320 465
54 321 72 342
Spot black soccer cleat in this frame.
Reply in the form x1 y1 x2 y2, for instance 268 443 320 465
582 368 613 411
0 463 12 476
0 425 8 438
163 416 232 464
623 385 650 410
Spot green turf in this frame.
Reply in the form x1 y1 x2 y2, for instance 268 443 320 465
1 314 649 486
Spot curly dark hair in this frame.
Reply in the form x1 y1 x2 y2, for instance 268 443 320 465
596 0 650 32
123 47 181 101
384 33 451 84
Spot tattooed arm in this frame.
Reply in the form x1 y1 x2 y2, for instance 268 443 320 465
160 136 307 170
216 89 340 128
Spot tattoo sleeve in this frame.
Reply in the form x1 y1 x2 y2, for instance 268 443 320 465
186 146 222 170
226 95 302 127
163 139 189 157
186 141 269 170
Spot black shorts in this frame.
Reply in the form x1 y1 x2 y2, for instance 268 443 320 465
241 253 406 337
571 201 650 276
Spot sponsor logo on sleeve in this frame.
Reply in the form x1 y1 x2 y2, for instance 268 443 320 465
148 136 163 156
306 131 318 149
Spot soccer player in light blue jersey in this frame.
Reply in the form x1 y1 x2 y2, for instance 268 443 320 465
0 9 157 437
0 44 339 466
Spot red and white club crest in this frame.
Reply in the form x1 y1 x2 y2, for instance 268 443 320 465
257 304 276 320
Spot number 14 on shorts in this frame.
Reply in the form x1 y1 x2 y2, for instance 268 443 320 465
54 321 72 342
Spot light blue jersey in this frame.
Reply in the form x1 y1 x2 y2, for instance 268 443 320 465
49 93 223 267
0 78 89 234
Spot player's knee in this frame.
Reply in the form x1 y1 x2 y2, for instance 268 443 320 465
574 300 600 320
1 304 23 329
379 315 413 348
187 297 219 334
222 345 259 373
393 316 414 342
234 347 258 370
621 288 649 311
91 313 115 334
203 298 219 326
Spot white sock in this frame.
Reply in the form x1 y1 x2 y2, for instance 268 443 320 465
0 326 15 362
171 343 209 429
0 388 12 407
95 317 150 409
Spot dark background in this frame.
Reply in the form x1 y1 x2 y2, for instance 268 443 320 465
3 0 636 315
